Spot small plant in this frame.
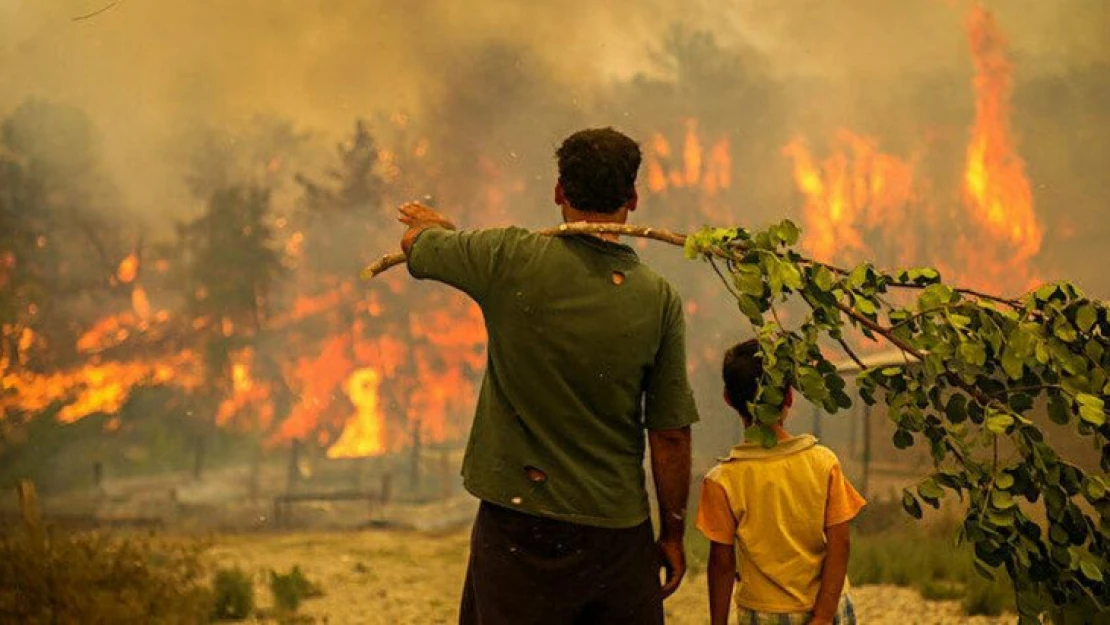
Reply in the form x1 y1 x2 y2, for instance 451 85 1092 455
964 574 1010 616
269 565 322 614
0 529 211 624
211 567 254 621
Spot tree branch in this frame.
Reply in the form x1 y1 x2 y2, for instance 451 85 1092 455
359 222 687 280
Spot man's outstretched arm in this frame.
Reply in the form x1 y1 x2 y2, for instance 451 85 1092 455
649 425 691 599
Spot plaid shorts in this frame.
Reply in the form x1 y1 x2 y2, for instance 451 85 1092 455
735 594 857 625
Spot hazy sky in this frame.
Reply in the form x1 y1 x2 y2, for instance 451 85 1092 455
0 0 1106 217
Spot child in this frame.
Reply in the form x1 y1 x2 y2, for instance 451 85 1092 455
697 339 867 625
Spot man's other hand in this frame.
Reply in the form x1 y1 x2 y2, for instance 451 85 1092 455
398 201 456 230
657 536 686 599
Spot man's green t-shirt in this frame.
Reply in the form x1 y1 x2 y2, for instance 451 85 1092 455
407 226 699 528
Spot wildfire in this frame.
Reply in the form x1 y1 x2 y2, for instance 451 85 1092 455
326 368 387 458
960 5 1041 286
783 131 920 267
785 4 1041 295
1 351 201 425
116 253 139 284
644 119 732 196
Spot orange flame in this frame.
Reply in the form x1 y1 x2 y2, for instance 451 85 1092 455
786 5 1040 295
960 5 1041 288
783 131 919 266
326 368 387 458
643 121 733 197
116 253 139 284
1 351 201 424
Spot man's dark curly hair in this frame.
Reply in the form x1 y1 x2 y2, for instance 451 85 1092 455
556 127 641 214
723 339 763 425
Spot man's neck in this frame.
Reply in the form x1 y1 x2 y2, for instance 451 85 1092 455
561 204 627 243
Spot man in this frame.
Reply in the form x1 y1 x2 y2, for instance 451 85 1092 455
399 127 699 624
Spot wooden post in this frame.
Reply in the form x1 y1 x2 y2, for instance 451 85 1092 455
440 449 451 500
862 403 872 497
410 419 422 494
193 433 206 481
286 439 301 493
380 473 392 508
17 480 44 547
248 442 262 502
93 461 104 493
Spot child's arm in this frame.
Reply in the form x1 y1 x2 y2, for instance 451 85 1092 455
808 521 850 625
708 540 736 625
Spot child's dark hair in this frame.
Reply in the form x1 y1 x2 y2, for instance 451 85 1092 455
722 339 762 424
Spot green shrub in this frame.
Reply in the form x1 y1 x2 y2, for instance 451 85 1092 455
848 523 1016 617
920 580 966 602
0 529 211 624
211 567 254 621
964 574 1010 617
269 565 322 614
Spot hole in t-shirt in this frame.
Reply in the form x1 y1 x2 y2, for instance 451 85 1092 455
524 465 548 484
611 271 625 286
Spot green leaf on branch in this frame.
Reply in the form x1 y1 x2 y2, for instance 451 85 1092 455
853 293 876 316
902 489 923 519
1083 477 1106 502
1076 394 1106 426
1078 405 1106 427
959 341 987 367
733 264 764 296
1053 317 1079 343
812 265 836 292
737 295 763 323
945 394 968 423
991 489 1016 510
986 412 1015 435
996 472 1015 490
683 235 700 260
919 284 955 310
771 220 801 246
1079 560 1104 583
893 429 914 449
1075 303 1098 333
1047 393 1070 425
918 478 944 502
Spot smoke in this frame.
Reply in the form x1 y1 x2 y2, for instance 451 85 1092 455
0 1 1104 223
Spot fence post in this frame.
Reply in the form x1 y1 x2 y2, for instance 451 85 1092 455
17 480 45 548
862 403 872 497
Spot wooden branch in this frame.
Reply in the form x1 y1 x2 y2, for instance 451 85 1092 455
359 222 688 280
72 1 120 21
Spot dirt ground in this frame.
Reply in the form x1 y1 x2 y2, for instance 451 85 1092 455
207 529 1018 624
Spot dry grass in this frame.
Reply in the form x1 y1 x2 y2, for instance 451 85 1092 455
206 529 711 624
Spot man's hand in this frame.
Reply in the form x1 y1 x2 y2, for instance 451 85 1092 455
398 201 456 255
657 536 686 599
398 201 456 230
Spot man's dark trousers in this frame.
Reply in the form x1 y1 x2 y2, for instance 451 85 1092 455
460 501 665 625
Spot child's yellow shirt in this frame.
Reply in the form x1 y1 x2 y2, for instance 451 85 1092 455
696 434 867 613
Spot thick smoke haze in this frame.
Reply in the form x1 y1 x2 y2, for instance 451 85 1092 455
1 0 1107 225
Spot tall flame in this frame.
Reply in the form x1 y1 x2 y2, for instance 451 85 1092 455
326 368 387 458
960 4 1041 286
644 121 732 197
786 4 1040 294
783 131 919 266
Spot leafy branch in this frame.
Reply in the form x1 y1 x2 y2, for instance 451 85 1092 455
683 221 1110 622
366 217 1110 620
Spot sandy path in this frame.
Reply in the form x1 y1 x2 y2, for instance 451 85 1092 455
207 530 1016 624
